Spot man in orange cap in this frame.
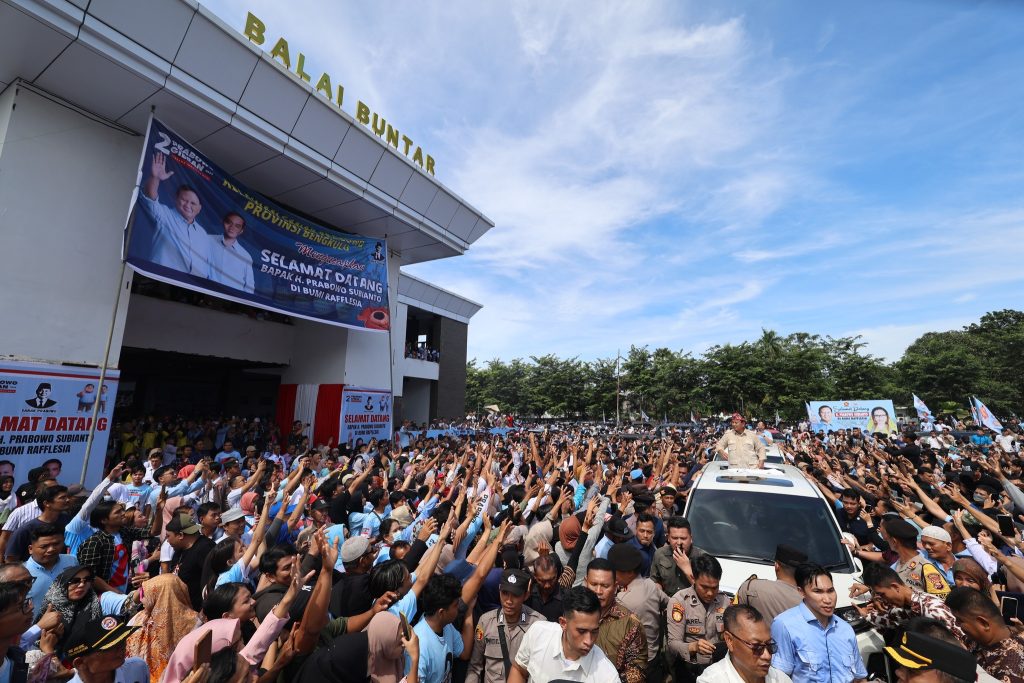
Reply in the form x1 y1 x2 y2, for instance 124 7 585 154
715 413 766 469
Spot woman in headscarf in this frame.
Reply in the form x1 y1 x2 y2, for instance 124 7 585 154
293 612 418 683
125 574 199 683
36 566 137 652
952 557 997 604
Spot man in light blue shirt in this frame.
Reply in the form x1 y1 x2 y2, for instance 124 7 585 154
25 524 79 619
209 212 255 293
771 564 867 683
139 151 213 277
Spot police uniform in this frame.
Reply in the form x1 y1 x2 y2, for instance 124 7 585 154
666 586 731 682
467 606 544 683
734 544 807 625
610 544 669 665
735 576 802 625
894 553 950 597
467 569 545 683
715 428 765 469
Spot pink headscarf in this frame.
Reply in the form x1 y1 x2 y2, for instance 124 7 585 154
160 619 240 683
366 612 405 683
240 492 258 515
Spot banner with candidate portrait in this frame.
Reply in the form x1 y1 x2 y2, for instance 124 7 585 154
124 117 390 332
0 361 119 488
341 387 392 445
807 399 898 435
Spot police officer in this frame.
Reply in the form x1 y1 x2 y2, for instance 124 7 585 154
735 544 807 625
609 542 669 683
884 518 949 596
714 413 766 469
667 553 731 683
467 568 545 683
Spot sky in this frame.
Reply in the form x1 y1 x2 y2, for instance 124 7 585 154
205 0 1024 363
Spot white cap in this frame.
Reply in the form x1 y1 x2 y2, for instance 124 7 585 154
920 525 952 543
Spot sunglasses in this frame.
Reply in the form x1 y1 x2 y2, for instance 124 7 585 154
67 575 94 586
725 630 777 657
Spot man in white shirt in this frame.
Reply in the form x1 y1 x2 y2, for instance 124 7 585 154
209 212 255 293
139 152 213 278
509 585 619 683
697 604 792 683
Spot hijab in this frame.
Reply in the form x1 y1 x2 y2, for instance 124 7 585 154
39 566 104 650
558 515 581 550
951 557 992 594
366 612 405 683
161 618 241 683
126 575 199 683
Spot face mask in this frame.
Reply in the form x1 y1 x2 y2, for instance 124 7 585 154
973 493 987 505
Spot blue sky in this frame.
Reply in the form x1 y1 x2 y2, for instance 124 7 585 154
205 0 1024 363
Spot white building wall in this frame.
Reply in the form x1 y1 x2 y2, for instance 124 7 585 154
122 296 295 364
0 86 141 366
281 320 349 385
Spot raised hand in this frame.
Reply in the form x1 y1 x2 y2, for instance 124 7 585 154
417 518 438 542
373 591 398 613
108 461 126 482
150 152 174 181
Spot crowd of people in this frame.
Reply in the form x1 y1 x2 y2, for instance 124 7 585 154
405 344 440 362
0 411 1020 683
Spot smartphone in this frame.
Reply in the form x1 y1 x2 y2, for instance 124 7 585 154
891 493 905 505
1000 596 1019 621
998 514 1015 537
399 612 411 640
194 629 212 667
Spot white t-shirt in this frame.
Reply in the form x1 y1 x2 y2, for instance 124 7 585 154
996 434 1017 453
514 620 619 682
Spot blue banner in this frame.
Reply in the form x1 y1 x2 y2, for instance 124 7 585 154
125 118 390 331
806 399 898 434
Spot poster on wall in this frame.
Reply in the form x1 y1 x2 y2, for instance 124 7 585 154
0 361 119 487
124 117 390 332
341 387 392 445
806 399 898 434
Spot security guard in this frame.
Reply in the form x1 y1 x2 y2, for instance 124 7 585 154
734 544 807 625
609 542 669 683
714 413 766 469
666 554 731 683
467 568 545 683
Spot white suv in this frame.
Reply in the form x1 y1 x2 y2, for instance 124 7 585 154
683 460 884 661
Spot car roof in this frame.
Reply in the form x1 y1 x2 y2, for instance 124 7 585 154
689 460 822 498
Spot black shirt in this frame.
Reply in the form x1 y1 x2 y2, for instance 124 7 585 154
331 572 371 618
526 585 564 622
170 535 215 610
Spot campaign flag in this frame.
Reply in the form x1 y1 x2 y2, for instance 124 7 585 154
969 398 981 425
972 397 1003 432
807 399 898 434
341 387 393 445
912 394 933 423
125 117 390 331
0 361 119 488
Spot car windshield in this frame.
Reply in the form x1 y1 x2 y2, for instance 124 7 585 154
686 489 852 571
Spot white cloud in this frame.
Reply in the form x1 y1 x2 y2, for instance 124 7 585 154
205 0 1024 364
849 318 973 362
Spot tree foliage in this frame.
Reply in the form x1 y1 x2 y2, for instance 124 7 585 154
465 310 1024 420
